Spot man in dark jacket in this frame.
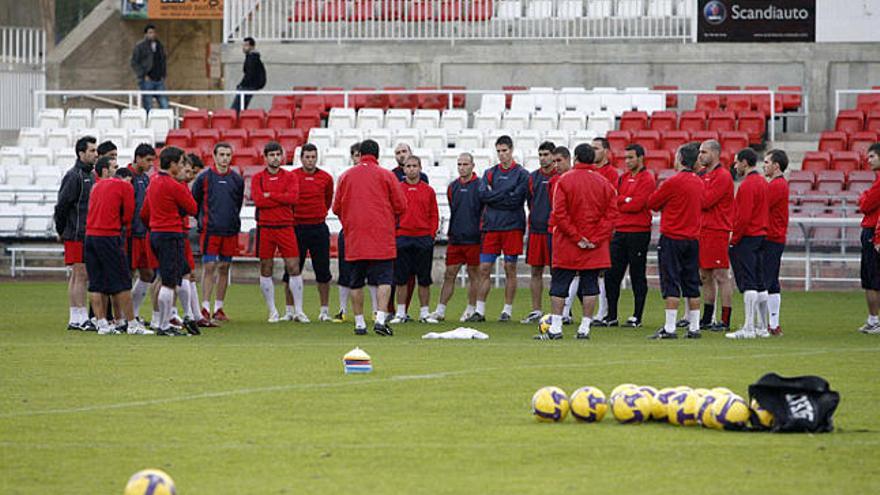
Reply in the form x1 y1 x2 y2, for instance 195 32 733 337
130 24 169 112
230 37 266 111
55 136 98 331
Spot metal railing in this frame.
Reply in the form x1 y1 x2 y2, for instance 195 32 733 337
0 26 45 66
224 0 695 42
834 88 880 116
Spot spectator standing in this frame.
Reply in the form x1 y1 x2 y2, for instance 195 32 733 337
130 24 169 112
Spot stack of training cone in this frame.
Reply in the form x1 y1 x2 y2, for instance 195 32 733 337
343 347 373 374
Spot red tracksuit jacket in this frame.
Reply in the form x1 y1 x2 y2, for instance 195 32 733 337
766 176 789 244
332 155 407 261
550 163 617 270
292 167 334 225
251 167 299 227
140 171 198 233
592 163 620 191
648 170 704 240
86 177 134 236
701 164 734 234
397 180 439 238
860 173 880 228
732 171 769 245
615 168 655 232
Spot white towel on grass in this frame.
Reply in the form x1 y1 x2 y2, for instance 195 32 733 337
422 327 489 340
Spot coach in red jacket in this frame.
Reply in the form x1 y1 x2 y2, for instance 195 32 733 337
602 144 655 329
647 142 704 340
332 140 407 336
251 141 302 323
536 144 616 340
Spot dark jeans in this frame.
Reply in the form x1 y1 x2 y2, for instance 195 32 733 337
605 231 651 321
230 90 254 111
138 79 169 112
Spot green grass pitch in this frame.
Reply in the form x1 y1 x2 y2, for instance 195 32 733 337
1 281 878 494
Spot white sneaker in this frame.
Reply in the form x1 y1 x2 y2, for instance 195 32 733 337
459 310 473 322
755 327 771 338
858 322 880 334
127 322 155 335
725 328 756 340
388 314 407 324
419 315 439 324
429 311 446 322
318 312 332 322
97 325 120 335
292 312 311 323
268 311 280 323
280 312 295 322
864 325 880 335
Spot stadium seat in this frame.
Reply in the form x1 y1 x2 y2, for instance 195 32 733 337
271 95 296 111
422 129 448 151
620 111 649 132
849 131 877 159
515 130 541 151
120 108 147 130
0 204 23 235
631 130 660 151
37 108 64 129
473 111 501 131
237 109 266 130
182 109 210 130
586 0 612 17
25 148 53 167
559 111 587 132
523 0 550 17
719 131 748 153
695 95 721 113
656 168 675 186
129 128 155 148
644 149 672 172
441 109 469 133
628 88 665 113
679 111 707 132
193 129 221 154
856 93 880 113
415 86 444 110
502 111 530 131
831 151 861 173
299 96 326 116
385 87 417 110
248 129 276 153
54 149 76 168
355 87 389 110
319 87 345 111
596 89 632 116
165 129 192 148
221 128 248 150
277 130 305 161
725 95 752 115
542 130 568 147
835 110 865 135
569 129 598 150
788 170 815 185
45 128 73 150
707 111 736 132
232 147 260 168
649 111 677 132
456 129 484 149
848 170 875 185
357 108 385 129
530 112 558 132
606 130 631 154
737 110 766 145
816 170 845 193
660 130 689 154
308 128 336 150
778 85 803 111
328 107 356 129
98 128 125 148
480 94 506 114
689 130 719 143
395 128 421 148
65 108 92 128
210 109 238 130
17 128 44 148
385 109 412 130
532 87 560 114
818 131 848 153
755 93 785 118
587 111 615 135
5 165 35 186
866 111 880 133
801 151 831 172
147 109 175 142
557 0 583 18
264 109 293 131
92 108 120 129
715 85 740 107
335 129 362 151
365 128 393 148
789 180 813 196
323 147 349 171
34 165 61 187
413 109 441 129
294 111 322 135
652 85 678 108
442 85 466 108
510 94 536 114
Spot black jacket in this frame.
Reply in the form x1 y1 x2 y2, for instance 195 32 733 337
54 160 96 241
130 38 167 81
237 51 266 90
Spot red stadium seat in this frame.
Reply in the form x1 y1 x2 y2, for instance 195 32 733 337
416 86 445 110
867 111 880 133
277 129 305 162
502 85 528 109
737 110 766 146
620 111 649 132
237 109 266 130
193 129 221 154
801 151 831 172
352 0 375 20
248 129 277 153
696 95 721 113
660 130 689 154
221 128 248 150
385 86 418 109
299 96 326 116
849 131 878 160
690 130 719 143
725 95 752 114
294 110 322 135
849 182 872 194
644 150 672 172
848 170 876 185
812 213 842 246
468 1 494 21
835 110 865 135
232 147 261 168
788 170 815 184
443 85 466 108
649 111 677 132
266 108 294 130
831 151 861 173
789 180 813 196
165 129 192 148
755 93 785 118
606 130 631 154
720 131 749 154
817 181 843 194
816 170 845 194
679 111 707 133
707 110 736 132
182 110 210 130
210 109 238 130
720 149 733 168
352 87 388 110
778 86 802 111
652 85 678 108
818 131 848 153
320 87 345 111
271 95 296 111
631 130 661 151
856 94 880 113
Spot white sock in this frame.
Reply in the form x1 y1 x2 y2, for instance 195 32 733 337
355 314 366 328
202 300 211 312
475 300 486 315
338 286 350 312
664 309 677 333
214 300 224 312
188 281 201 319
768 293 781 328
578 316 592 335
594 277 607 319
260 276 276 315
549 314 562 334
502 303 513 315
420 306 430 319
177 285 192 320
564 277 579 316
69 307 78 325
289 275 304 314
465 304 475 315
743 290 758 331
96 318 109 330
77 307 88 324
368 285 379 314
171 307 179 318
151 310 160 328
285 305 295 316
688 310 700 332
435 303 447 316
396 304 406 317
868 314 878 325
158 286 175 330
320 305 329 316
376 310 387 325
132 279 150 316
756 291 769 331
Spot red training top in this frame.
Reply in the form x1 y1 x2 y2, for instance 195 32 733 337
766 175 789 244
592 163 620 191
251 167 299 227
860 172 880 228
140 170 198 233
397 180 439 238
648 170 704 240
292 167 334 225
701 163 734 234
732 171 769 245
615 168 655 232
86 177 134 236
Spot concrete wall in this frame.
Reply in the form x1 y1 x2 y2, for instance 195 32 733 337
222 41 880 131
0 0 44 28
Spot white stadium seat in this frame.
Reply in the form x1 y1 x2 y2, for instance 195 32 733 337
147 109 175 142
308 128 337 150
5 165 35 186
441 109 469 133
587 111 615 135
92 108 120 129
479 94 506 114
586 0 613 18
502 111 530 131
336 129 363 150
455 129 484 150
37 108 65 129
515 130 541 151
18 128 44 148
510 94 536 114
120 108 147 130
413 109 441 130
561 89 602 114
523 149 541 170
45 128 73 150
74 128 102 143
422 129 448 151
595 88 633 116
22 205 55 237
323 147 350 170
357 108 385 129
426 165 450 184
483 129 509 147
53 149 77 168
129 128 155 147
629 89 667 113
0 204 23 236
557 0 583 17
526 0 553 18
66 108 92 128
365 128 393 148
34 166 62 188
26 148 54 167
328 107 356 129
438 149 460 170
559 111 587 132
291 146 303 167
395 128 422 148
570 129 599 150
15 186 47 205
542 130 570 146
117 148 134 166
530 112 558 132
412 148 436 167
471 148 495 175
1 147 26 167
102 128 128 148
384 109 412 130
497 1 523 19
378 149 397 170
473 111 502 131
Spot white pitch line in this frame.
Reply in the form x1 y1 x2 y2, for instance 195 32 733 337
0 348 873 419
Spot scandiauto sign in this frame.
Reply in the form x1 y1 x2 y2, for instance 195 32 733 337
697 0 816 42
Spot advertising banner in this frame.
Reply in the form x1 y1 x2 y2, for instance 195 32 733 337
697 0 816 42
122 0 224 20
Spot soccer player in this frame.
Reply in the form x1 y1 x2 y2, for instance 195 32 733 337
521 141 558 324
250 141 303 322
762 149 790 336
141 147 199 336
697 139 734 331
601 144 655 328
290 143 335 322
127 144 160 325
647 143 704 340
725 148 769 339
550 146 578 324
390 155 439 324
84 156 151 335
469 135 530 323
860 143 880 334
177 154 203 330
391 143 428 183
536 144 617 340
431 153 482 322
332 143 361 322
97 140 118 160
54 136 98 331
192 142 244 322
589 137 620 322
332 140 406 336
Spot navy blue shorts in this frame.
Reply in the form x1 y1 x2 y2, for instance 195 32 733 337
761 240 784 294
85 235 131 295
295 222 332 283
730 236 765 293
337 229 352 288
151 232 190 288
549 268 600 298
860 228 880 290
349 259 393 289
658 235 701 299
394 236 434 286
